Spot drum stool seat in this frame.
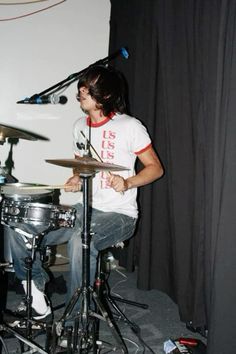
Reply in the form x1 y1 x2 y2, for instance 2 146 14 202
96 242 124 277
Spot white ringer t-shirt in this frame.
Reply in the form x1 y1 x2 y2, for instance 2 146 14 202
73 113 151 219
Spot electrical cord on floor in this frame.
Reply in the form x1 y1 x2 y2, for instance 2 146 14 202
109 267 156 354
110 268 129 313
130 324 156 354
123 337 141 353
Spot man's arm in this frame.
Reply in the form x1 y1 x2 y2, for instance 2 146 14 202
109 146 164 193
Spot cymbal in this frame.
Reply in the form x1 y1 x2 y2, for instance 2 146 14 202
46 156 129 173
0 124 37 142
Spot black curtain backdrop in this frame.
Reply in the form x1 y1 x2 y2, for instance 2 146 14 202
109 1 236 354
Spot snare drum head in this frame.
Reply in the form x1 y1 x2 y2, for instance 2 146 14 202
1 183 54 202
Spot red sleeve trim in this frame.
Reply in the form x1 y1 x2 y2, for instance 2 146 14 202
135 143 152 155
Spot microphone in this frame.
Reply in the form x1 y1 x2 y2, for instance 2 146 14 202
17 94 68 105
93 47 129 66
119 47 129 59
109 47 129 60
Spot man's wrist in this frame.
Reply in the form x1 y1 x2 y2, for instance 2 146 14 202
124 178 131 191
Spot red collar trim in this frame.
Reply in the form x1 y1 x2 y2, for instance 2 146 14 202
86 112 115 127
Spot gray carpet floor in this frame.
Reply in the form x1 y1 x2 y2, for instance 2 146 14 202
0 254 206 353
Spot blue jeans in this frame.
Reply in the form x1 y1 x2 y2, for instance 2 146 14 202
4 203 137 306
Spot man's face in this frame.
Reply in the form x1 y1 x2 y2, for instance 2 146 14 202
77 86 98 113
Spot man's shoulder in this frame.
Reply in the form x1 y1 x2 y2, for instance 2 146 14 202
73 116 87 127
114 113 141 125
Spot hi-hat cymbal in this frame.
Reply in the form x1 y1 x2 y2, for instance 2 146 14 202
46 157 129 173
0 124 38 142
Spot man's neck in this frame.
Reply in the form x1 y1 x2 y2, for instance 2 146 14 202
89 109 106 123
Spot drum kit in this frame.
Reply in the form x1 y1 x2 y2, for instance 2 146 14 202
0 124 130 353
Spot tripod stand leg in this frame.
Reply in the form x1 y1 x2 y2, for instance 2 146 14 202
106 292 139 331
57 287 83 325
92 291 128 353
0 324 48 354
110 294 149 309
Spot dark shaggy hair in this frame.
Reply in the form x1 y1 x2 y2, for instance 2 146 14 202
77 65 128 116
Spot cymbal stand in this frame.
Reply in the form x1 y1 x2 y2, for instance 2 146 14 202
52 172 128 353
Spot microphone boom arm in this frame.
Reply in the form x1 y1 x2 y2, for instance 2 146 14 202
25 47 129 101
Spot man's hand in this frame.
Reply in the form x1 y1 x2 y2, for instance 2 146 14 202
109 174 128 193
64 174 82 192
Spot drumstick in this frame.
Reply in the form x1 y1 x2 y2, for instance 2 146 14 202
19 184 80 190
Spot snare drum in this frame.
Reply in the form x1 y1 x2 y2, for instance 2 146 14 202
1 183 53 271
1 200 76 228
1 183 76 228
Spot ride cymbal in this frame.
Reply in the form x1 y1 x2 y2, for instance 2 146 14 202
0 124 37 143
45 156 129 173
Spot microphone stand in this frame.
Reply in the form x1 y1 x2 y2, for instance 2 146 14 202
21 47 128 102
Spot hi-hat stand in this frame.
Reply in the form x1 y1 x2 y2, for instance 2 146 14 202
0 226 55 354
51 172 128 353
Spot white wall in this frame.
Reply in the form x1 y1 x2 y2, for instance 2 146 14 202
0 0 111 205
